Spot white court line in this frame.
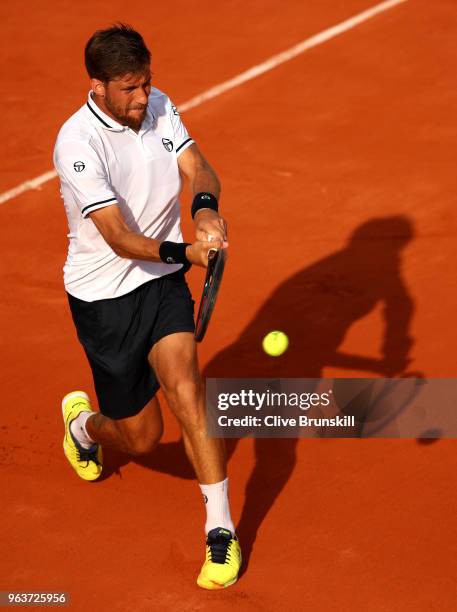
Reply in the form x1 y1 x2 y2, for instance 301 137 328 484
0 0 407 206
0 170 59 205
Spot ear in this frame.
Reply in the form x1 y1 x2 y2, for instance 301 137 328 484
91 78 106 97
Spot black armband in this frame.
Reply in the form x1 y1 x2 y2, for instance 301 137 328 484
159 241 191 264
191 192 219 219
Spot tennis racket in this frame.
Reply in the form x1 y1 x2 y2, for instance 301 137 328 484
194 248 227 342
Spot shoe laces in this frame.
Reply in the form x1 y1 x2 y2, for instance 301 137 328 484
76 444 101 466
68 423 100 466
206 529 235 565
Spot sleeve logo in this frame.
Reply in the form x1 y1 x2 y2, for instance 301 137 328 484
171 105 179 116
162 138 174 152
73 161 85 172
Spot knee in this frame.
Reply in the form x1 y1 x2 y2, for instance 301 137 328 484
118 426 163 456
164 377 201 407
164 379 204 424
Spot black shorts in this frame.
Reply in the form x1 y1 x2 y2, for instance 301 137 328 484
67 270 195 419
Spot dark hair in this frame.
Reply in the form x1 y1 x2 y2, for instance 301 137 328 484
85 23 151 82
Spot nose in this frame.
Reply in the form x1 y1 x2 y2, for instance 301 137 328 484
136 87 149 106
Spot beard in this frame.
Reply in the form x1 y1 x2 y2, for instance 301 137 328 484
104 94 147 131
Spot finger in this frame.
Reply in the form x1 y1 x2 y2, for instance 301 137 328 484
216 219 228 241
202 238 222 258
202 237 222 247
207 228 226 242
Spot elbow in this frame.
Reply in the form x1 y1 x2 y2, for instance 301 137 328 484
103 233 129 258
110 243 129 258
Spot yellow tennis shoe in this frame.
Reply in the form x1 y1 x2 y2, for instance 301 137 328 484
62 391 102 481
197 527 242 590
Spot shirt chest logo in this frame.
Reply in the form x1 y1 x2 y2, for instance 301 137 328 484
162 138 174 152
73 161 85 172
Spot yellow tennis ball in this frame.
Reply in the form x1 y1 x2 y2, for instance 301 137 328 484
262 331 289 357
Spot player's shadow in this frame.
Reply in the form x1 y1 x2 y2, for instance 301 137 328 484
103 215 417 571
200 215 417 572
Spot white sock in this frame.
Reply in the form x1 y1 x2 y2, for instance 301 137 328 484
199 477 235 536
70 412 96 449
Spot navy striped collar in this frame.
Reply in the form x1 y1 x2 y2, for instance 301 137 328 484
86 92 124 131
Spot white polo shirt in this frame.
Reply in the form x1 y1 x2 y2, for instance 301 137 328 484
53 88 194 301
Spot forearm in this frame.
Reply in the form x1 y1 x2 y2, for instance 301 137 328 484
89 207 165 261
109 229 163 261
88 203 213 268
189 160 221 198
189 164 226 242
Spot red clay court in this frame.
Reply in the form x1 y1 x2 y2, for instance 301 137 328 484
1 0 457 609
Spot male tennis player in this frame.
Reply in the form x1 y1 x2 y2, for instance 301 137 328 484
53 24 241 590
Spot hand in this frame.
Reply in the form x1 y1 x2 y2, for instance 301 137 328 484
185 238 223 268
194 209 228 247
